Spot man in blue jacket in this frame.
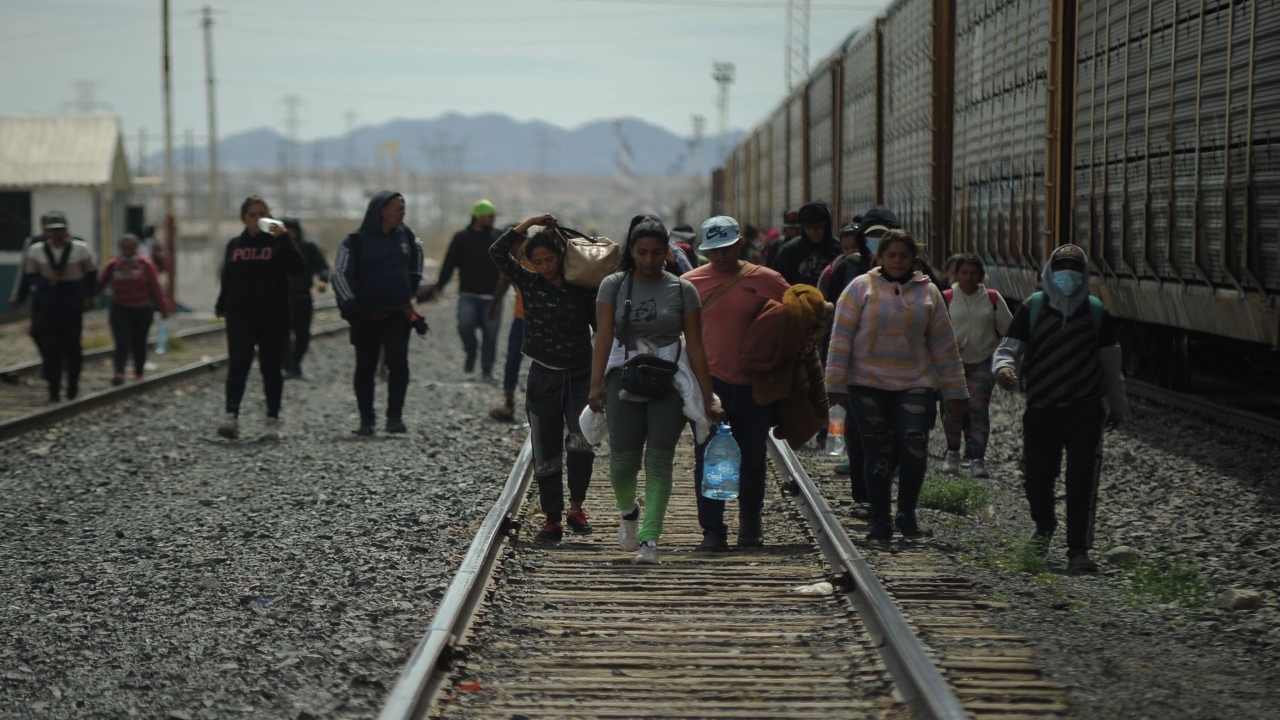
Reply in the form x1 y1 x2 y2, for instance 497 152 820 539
332 192 425 436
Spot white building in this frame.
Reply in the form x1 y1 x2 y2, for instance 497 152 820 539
0 114 133 265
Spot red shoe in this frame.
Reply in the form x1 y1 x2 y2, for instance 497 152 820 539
566 509 593 535
535 520 563 543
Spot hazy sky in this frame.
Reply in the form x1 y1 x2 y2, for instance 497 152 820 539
2 0 882 149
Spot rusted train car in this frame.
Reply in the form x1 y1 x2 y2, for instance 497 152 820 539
720 0 1280 382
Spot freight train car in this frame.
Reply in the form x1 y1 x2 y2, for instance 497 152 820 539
718 0 1280 386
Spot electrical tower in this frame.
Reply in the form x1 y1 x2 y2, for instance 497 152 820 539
785 0 810 91
712 63 735 163
64 80 111 113
421 135 466 229
690 115 707 177
201 5 221 245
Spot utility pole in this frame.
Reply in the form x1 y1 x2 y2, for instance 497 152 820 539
712 63 736 163
161 0 178 307
137 128 148 176
202 5 220 245
343 109 357 211
785 0 810 91
281 94 302 214
184 128 196 215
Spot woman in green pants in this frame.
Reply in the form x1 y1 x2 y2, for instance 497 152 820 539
589 215 721 565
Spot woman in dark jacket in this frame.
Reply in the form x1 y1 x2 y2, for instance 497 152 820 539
490 213 600 543
215 195 304 441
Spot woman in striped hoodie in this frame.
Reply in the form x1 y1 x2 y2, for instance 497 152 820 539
825 230 968 541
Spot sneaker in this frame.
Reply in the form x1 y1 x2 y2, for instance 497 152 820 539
282 369 301 380
217 413 239 439
696 530 730 553
464 355 477 373
355 421 376 437
133 374 144 383
66 384 78 401
617 506 640 551
260 417 281 442
535 520 563 543
566 509 593 535
385 418 407 434
488 404 515 422
866 523 894 542
111 374 125 386
736 517 764 548
634 540 660 565
895 512 924 538
481 370 495 383
834 459 851 476
1068 552 1100 574
850 503 872 520
47 390 60 404
942 450 961 475
970 459 990 478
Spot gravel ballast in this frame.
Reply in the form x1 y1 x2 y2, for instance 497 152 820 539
842 389 1280 719
0 296 523 719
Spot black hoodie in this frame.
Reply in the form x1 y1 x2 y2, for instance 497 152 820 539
332 192 424 312
772 200 841 287
436 219 501 296
215 225 305 316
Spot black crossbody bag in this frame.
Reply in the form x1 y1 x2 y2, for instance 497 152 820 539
616 272 683 401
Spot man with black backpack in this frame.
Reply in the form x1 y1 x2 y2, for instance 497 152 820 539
993 244 1127 574
332 192 426 436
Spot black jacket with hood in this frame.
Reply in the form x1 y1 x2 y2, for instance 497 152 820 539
772 200 842 287
215 226 305 316
437 221 501 296
332 191 425 314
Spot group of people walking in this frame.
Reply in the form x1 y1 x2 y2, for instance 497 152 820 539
468 198 1128 572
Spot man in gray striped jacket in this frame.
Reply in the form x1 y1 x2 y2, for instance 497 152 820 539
992 244 1128 574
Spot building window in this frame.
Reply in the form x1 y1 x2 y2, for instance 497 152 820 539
0 192 33 252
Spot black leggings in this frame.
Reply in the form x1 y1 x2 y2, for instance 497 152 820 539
286 295 313 373
35 306 83 395
110 304 154 377
350 314 411 423
526 361 595 520
224 311 289 417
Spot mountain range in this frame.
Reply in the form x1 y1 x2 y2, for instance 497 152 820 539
152 113 743 177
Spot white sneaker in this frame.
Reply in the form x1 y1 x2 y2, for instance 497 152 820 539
260 417 281 442
217 413 239 439
970 459 989 478
634 541 660 565
618 506 640 552
943 450 961 475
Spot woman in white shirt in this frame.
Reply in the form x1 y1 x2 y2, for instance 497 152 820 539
941 254 1013 477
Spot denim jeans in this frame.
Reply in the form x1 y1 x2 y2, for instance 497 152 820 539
847 386 938 528
457 294 500 373
693 379 773 536
502 318 525 393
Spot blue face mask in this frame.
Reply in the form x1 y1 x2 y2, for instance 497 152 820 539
1052 269 1084 295
865 238 879 255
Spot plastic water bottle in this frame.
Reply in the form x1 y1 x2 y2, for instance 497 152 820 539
701 424 741 501
826 404 846 456
155 319 170 356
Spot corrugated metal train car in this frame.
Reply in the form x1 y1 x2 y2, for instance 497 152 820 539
716 0 1280 377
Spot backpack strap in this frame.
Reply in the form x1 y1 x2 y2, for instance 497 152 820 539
1087 295 1105 332
942 288 953 307
986 288 999 308
1027 292 1046 335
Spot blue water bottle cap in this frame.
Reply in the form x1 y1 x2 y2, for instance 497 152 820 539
717 423 732 434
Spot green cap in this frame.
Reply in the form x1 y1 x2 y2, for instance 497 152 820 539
472 199 497 217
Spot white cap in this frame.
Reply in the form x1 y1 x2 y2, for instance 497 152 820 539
700 216 742 251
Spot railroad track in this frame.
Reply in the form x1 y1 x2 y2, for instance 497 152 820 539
1125 378 1280 442
381 433 1069 719
0 305 344 440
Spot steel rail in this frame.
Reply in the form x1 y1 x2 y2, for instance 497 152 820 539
378 435 535 720
0 323 346 441
1126 378 1280 442
767 435 970 720
0 301 340 380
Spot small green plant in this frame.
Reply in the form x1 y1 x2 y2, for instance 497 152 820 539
1010 533 1050 575
83 333 113 350
1124 558 1206 607
918 477 992 516
162 336 186 353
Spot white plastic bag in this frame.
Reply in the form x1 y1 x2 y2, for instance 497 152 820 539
579 405 608 446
